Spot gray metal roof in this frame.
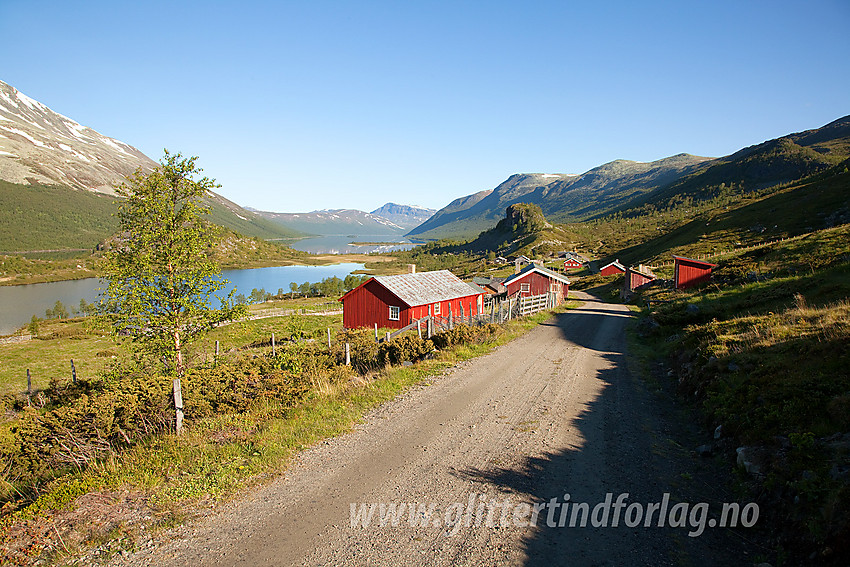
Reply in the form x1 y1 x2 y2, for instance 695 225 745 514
374 270 483 307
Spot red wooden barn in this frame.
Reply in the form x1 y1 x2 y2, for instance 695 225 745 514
599 260 626 276
503 264 570 304
673 256 718 289
339 269 485 329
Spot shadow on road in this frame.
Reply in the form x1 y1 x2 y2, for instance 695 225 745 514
454 299 767 566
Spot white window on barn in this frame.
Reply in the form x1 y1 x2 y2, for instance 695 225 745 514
520 283 530 293
433 303 440 315
550 282 561 293
389 306 400 321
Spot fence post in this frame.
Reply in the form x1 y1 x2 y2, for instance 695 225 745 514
271 333 276 356
173 378 184 435
375 323 378 341
449 306 454 330
71 359 77 383
327 327 332 349
215 340 220 363
386 331 390 342
26 368 32 397
345 342 351 366
428 317 433 338
417 320 422 339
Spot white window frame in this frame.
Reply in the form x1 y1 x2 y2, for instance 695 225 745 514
389 305 400 321
433 303 440 315
550 282 561 293
520 282 531 293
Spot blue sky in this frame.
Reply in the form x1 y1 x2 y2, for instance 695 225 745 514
1 0 848 213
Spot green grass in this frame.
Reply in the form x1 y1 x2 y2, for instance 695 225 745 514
0 318 117 394
0 301 343 394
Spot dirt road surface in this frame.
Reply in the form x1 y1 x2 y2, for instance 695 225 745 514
112 292 762 566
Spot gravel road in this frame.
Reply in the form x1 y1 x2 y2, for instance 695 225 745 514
112 292 762 566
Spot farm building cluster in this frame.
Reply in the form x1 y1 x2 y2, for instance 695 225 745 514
340 263 570 331
338 251 719 331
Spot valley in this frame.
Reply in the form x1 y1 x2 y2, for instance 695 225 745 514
0 76 848 565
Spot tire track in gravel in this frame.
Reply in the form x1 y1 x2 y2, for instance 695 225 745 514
112 292 760 567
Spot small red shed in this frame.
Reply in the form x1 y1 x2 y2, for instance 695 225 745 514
339 270 485 329
673 256 718 289
599 260 626 276
563 257 584 270
503 264 570 304
625 265 657 292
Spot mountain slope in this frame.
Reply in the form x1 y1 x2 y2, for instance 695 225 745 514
406 189 495 239
251 208 407 235
0 80 157 193
0 80 301 250
409 155 709 241
629 115 850 211
369 203 436 230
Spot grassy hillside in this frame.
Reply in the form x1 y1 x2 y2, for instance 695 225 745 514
0 181 118 252
0 180 302 254
205 194 304 241
628 225 850 562
602 161 850 266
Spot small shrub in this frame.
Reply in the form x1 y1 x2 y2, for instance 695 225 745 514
379 334 434 366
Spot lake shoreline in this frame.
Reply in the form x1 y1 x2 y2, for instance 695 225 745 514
0 254 394 287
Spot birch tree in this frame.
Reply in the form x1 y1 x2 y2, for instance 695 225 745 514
103 150 245 433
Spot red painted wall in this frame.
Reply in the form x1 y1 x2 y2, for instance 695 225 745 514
675 259 714 289
341 279 408 329
564 259 582 269
600 264 625 276
627 271 655 291
505 271 567 303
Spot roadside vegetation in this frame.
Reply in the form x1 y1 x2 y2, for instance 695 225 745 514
625 224 850 563
0 293 577 564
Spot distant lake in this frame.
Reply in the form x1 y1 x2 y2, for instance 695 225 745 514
288 234 418 254
0 263 365 335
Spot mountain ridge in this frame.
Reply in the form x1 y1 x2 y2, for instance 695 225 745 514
408 155 710 240
0 80 301 250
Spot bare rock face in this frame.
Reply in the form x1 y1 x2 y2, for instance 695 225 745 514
0 80 157 193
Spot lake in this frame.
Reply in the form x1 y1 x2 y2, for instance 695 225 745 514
287 234 418 254
0 263 365 335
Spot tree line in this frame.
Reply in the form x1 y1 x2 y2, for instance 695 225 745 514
235 274 370 304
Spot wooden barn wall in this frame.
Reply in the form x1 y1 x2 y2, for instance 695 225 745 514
675 260 713 289
628 271 655 291
342 280 407 329
506 272 566 303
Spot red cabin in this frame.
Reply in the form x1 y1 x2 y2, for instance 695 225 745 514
339 270 485 329
503 264 570 304
563 257 583 270
599 260 626 276
673 256 717 289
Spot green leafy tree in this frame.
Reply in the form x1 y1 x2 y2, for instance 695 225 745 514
289 282 298 299
102 151 246 432
46 300 69 320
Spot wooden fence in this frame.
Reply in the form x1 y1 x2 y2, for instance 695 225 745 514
649 233 813 270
